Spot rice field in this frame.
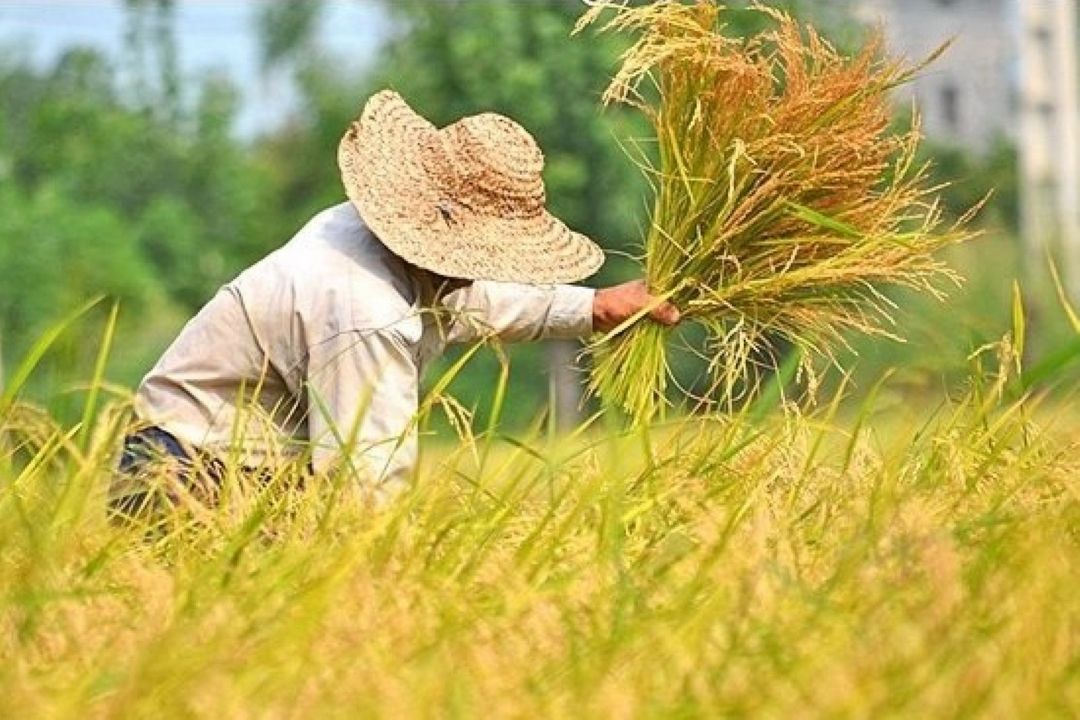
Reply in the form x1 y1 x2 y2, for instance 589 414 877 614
3 2 1075 718
1 322 1076 718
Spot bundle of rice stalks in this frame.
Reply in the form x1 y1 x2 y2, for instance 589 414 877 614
576 1 979 424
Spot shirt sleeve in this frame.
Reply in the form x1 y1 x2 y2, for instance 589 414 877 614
439 281 595 344
304 328 419 505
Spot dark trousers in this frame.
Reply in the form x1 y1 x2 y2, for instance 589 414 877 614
110 427 306 520
118 426 193 474
110 426 217 519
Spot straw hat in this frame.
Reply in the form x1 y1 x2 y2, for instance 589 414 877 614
338 90 605 284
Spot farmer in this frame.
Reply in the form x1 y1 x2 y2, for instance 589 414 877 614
112 90 679 511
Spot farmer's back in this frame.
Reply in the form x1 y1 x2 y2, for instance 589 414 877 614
134 202 424 480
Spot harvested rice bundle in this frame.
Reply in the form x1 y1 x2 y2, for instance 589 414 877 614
577 1 978 424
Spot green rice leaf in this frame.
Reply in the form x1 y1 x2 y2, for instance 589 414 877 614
785 202 861 239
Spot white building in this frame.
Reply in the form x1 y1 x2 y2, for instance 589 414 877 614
853 0 1080 297
853 0 1017 153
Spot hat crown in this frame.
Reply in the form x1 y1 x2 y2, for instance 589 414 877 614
432 113 546 218
452 114 544 176
338 89 604 283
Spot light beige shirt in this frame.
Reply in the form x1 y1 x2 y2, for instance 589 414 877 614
134 202 595 500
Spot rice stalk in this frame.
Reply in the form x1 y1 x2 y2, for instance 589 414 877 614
576 1 979 424
0 303 1077 717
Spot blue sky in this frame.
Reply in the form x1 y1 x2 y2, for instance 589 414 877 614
0 1 389 137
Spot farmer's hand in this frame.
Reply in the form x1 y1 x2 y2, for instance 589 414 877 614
593 280 681 334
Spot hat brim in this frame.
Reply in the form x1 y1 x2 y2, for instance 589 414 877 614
338 91 605 284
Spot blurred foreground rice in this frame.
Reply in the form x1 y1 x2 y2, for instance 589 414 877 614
1 336 1076 718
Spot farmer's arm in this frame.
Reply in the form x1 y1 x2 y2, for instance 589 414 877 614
305 328 419 505
440 282 594 343
441 280 679 344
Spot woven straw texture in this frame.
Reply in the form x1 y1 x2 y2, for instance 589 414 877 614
338 90 605 283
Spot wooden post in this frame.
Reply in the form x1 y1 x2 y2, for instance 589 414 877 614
546 340 582 433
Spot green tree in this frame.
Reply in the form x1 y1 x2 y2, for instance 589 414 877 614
257 0 324 71
0 39 276 309
0 182 162 399
122 0 181 124
0 36 273 396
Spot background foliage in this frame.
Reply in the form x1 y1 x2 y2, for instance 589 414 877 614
0 0 1035 424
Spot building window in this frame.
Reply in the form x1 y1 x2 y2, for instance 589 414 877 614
941 84 961 132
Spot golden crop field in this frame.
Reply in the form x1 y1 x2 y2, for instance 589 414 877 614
2 1 1077 717
1 329 1076 719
